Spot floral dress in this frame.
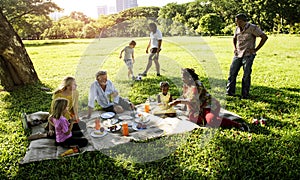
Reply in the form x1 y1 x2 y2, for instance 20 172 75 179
183 80 218 125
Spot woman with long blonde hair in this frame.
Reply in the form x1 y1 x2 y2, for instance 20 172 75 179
28 76 83 140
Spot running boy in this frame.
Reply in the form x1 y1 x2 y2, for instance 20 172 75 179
119 40 136 80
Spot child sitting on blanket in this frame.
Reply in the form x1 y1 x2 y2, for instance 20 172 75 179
51 98 88 148
153 81 176 117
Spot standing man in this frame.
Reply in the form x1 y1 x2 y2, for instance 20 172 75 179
140 22 162 77
226 13 268 99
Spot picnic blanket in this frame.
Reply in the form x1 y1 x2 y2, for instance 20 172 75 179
20 105 241 164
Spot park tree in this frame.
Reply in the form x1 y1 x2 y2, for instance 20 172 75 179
0 11 39 91
0 0 60 90
197 13 223 35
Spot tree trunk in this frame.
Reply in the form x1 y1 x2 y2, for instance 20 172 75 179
0 11 39 91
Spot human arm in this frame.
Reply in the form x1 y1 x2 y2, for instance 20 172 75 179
65 119 75 135
72 90 79 121
48 116 55 136
157 94 161 103
84 83 96 119
249 33 268 54
233 37 237 55
119 49 124 59
146 40 151 54
168 98 190 106
132 50 135 64
157 40 162 55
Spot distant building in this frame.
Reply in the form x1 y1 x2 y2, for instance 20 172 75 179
50 11 64 21
108 6 116 14
116 0 138 12
97 5 108 16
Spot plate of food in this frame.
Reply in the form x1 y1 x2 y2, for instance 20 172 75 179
100 112 115 119
107 124 121 132
102 118 119 126
132 122 147 131
118 115 133 121
91 128 108 138
134 116 150 123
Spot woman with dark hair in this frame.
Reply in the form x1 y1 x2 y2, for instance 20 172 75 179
169 68 249 131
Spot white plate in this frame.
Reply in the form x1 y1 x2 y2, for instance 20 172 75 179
134 117 150 124
119 115 133 121
91 130 108 138
107 124 121 132
100 112 115 119
119 121 133 127
132 123 147 131
102 119 119 126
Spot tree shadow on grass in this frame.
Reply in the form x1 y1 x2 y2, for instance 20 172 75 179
213 133 300 179
225 83 300 135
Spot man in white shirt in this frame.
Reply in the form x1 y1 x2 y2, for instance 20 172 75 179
140 23 162 77
85 70 134 118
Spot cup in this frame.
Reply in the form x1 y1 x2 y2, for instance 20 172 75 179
95 118 100 130
144 103 150 113
122 123 129 136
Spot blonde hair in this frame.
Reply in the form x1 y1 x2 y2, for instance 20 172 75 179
54 76 75 94
51 98 68 119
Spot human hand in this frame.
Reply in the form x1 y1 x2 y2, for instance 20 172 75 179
248 48 256 54
146 49 149 54
111 91 118 98
82 115 91 120
48 130 55 136
119 55 122 59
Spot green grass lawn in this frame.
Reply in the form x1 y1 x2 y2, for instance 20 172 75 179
0 35 299 179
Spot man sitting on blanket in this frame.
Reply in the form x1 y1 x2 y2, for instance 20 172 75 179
85 70 135 119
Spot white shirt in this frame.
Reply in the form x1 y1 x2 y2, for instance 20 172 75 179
88 80 119 108
150 29 162 48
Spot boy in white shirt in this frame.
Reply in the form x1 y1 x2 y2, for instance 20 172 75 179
119 40 136 80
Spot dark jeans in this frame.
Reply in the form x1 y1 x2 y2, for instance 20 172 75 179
226 54 256 97
55 131 88 148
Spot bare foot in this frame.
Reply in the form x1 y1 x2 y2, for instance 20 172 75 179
27 133 47 140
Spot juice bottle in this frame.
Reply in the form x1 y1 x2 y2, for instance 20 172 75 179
144 99 150 113
122 123 129 136
95 118 100 130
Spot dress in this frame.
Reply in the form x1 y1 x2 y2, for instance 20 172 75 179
184 80 240 128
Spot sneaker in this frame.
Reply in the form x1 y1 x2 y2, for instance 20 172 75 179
239 122 250 132
139 73 147 77
157 73 161 76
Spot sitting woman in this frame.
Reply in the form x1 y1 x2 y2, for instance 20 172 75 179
169 68 249 131
51 98 88 148
50 76 82 131
28 76 84 140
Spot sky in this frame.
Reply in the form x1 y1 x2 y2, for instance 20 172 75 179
52 0 194 18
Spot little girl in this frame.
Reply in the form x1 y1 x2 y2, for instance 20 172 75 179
50 98 88 148
154 81 176 117
157 81 173 106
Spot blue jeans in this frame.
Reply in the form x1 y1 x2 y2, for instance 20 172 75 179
226 54 256 97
